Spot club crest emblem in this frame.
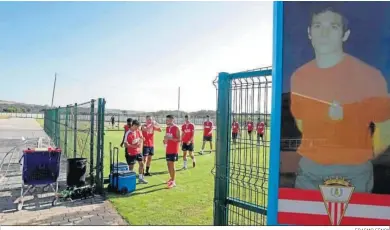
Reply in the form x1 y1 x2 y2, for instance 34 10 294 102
319 177 354 225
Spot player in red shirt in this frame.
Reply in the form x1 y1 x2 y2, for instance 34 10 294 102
181 114 196 169
120 118 132 158
256 118 265 146
247 119 254 140
141 115 161 176
164 115 181 189
200 115 213 155
124 120 147 184
232 118 240 146
120 118 132 147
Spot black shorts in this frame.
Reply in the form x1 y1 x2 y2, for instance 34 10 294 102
126 153 143 165
182 143 194 152
203 136 212 142
143 146 154 156
257 133 264 138
232 133 238 139
166 153 179 162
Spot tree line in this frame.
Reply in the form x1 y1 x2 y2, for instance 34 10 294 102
0 104 49 113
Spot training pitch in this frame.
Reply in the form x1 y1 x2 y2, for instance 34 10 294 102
37 119 269 225
104 129 216 225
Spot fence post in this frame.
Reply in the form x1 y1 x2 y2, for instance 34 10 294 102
73 103 78 158
64 105 69 158
51 110 55 143
56 107 61 147
214 72 231 226
90 99 95 185
96 99 102 192
43 110 47 134
47 110 50 136
47 110 52 139
52 109 57 144
95 98 106 193
100 99 105 192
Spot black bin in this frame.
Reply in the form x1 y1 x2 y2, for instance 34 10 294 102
67 158 87 187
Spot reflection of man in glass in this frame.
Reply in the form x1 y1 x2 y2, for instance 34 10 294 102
290 7 390 193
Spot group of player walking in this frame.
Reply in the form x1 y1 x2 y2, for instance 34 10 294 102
231 118 265 146
119 114 265 189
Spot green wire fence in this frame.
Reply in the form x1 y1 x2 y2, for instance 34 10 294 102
43 98 106 193
213 67 272 226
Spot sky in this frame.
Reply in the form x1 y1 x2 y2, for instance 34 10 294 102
0 1 273 112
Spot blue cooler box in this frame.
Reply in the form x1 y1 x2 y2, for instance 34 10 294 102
110 170 136 193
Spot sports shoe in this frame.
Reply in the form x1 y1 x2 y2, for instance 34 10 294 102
166 178 173 184
145 172 152 176
167 180 176 189
199 150 203 155
139 178 148 184
183 166 187 170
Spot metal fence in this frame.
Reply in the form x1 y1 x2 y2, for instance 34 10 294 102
105 114 216 131
43 98 106 193
0 112 44 119
213 67 272 226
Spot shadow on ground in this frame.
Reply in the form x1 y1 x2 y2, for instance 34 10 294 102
0 134 127 225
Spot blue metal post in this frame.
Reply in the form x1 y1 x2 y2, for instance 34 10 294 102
267 1 284 226
213 72 231 226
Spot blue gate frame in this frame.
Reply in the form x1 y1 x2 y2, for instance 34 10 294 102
267 1 283 225
213 67 273 226
213 1 284 225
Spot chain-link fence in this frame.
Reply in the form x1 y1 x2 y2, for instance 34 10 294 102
43 98 106 193
213 67 272 226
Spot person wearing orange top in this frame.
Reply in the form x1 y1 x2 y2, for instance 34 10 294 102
141 115 162 176
290 7 390 192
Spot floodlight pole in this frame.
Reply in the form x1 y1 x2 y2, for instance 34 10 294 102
177 86 181 119
51 73 57 108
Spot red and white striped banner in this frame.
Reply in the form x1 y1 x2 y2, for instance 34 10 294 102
325 201 347 225
278 188 390 225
